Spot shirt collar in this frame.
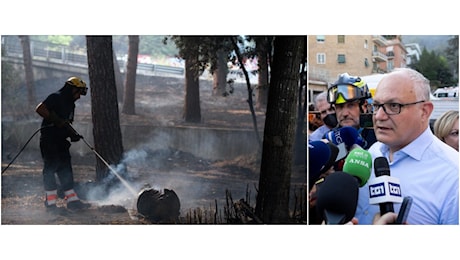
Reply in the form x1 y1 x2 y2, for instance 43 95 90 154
379 127 432 161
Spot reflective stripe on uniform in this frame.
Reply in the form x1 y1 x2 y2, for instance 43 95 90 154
64 189 79 202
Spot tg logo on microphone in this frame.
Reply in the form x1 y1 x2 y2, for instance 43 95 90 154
368 176 403 204
369 182 401 197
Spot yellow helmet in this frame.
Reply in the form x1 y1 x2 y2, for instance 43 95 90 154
327 73 371 105
66 76 87 95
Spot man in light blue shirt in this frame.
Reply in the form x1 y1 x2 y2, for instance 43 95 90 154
354 68 459 225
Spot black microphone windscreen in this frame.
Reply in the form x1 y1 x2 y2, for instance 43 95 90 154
373 156 395 214
320 142 339 174
374 157 390 177
315 171 359 224
308 141 331 184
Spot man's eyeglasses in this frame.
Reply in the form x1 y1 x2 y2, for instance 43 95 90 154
372 100 426 115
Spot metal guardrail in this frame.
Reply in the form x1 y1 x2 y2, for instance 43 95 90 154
1 36 184 76
136 63 184 75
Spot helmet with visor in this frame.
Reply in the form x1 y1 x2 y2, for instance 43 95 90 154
66 76 88 96
327 73 371 105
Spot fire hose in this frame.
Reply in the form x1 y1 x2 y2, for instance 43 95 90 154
1 126 51 174
3 123 180 221
2 123 137 197
66 123 138 196
68 124 181 221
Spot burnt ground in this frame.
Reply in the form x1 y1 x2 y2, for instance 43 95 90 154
1 75 306 225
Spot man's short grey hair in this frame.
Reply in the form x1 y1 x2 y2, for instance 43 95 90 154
314 91 328 106
393 68 431 101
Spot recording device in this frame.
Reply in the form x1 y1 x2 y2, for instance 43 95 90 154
395 196 412 224
342 148 372 187
308 141 331 188
324 127 365 161
316 171 359 224
368 157 403 215
319 142 339 174
359 113 373 128
325 126 366 149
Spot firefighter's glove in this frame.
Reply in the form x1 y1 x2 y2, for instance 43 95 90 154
64 122 82 142
70 133 82 142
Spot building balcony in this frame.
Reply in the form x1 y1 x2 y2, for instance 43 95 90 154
372 35 387 46
372 51 388 62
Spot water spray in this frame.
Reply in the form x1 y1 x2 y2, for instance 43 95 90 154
68 124 138 197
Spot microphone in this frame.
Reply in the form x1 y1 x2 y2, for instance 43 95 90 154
315 171 359 224
368 157 403 215
324 126 361 147
319 142 339 174
324 126 365 160
308 140 331 188
342 148 372 187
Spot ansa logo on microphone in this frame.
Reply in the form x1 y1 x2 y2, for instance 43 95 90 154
369 182 401 197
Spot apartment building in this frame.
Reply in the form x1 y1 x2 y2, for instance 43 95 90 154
307 35 408 104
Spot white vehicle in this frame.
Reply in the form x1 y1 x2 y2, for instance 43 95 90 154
433 87 458 98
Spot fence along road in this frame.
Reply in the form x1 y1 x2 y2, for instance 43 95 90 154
1 36 184 76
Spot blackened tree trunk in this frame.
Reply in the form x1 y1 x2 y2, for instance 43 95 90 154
255 36 271 110
18 35 35 108
293 37 308 165
255 36 304 223
230 36 262 147
86 36 124 182
122 35 139 115
212 48 229 96
183 44 201 123
113 49 124 103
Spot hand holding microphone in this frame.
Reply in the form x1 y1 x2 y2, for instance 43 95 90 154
373 196 412 225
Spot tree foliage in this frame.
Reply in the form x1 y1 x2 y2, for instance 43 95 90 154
445 35 459 81
409 47 454 88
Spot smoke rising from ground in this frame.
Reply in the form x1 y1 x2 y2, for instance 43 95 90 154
84 130 217 213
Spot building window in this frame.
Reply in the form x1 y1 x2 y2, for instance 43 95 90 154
364 40 368 49
338 35 345 43
338 54 346 64
317 53 326 64
316 35 325 43
373 62 378 72
364 58 369 67
387 60 394 71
